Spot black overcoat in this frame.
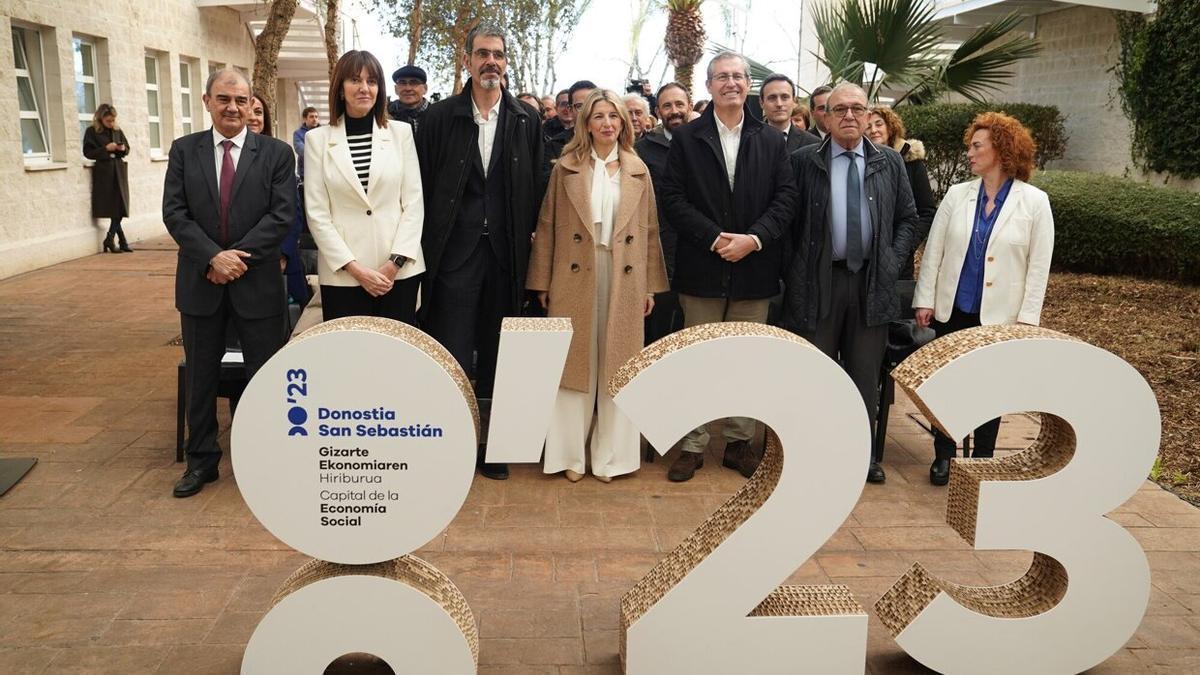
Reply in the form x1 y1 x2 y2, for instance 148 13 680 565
83 126 130 218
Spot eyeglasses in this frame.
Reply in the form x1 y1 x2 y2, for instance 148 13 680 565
471 48 506 61
830 105 869 118
395 79 423 87
557 101 571 109
710 72 748 84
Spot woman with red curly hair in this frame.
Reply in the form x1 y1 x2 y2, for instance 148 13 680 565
912 111 1055 485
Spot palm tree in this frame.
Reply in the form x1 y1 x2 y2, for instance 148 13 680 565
811 0 1040 104
665 0 706 94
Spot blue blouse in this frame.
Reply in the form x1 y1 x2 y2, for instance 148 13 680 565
954 178 1014 314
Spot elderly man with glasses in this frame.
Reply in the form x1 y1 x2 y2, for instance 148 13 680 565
658 51 798 482
782 82 919 484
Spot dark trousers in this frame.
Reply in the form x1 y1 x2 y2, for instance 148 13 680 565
320 276 420 325
644 289 682 345
803 265 888 421
932 308 1000 459
181 294 285 472
424 241 511 397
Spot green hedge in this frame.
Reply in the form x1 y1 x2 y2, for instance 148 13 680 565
1031 171 1200 283
900 102 1067 199
1116 2 1200 178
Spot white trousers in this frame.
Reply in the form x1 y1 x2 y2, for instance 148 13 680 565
543 246 641 478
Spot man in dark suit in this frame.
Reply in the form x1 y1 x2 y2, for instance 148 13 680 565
635 81 692 344
658 51 798 482
545 80 596 165
416 24 545 481
760 74 820 153
163 68 295 497
783 83 918 484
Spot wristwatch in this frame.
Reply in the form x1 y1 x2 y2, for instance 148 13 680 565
388 254 409 267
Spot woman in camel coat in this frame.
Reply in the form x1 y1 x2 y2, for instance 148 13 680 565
527 89 669 482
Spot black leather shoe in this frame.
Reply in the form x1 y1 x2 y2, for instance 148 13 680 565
866 461 886 484
722 440 748 470
930 459 951 486
173 467 219 498
480 462 509 480
737 442 763 479
668 452 704 482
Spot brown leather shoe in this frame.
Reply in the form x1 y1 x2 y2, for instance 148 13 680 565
668 452 704 482
737 442 763 478
722 440 748 470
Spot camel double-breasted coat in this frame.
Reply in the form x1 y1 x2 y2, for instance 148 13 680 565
527 148 669 393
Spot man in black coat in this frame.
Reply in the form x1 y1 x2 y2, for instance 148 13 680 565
545 80 596 165
760 73 820 153
659 51 798 482
635 81 692 344
163 69 295 497
416 24 545 480
387 64 430 136
783 83 918 484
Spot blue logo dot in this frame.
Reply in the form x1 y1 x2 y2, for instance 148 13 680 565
288 406 308 425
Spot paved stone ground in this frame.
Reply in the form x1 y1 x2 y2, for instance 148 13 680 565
1 237 1198 674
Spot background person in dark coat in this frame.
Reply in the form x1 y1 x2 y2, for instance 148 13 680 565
866 105 936 280
635 81 692 344
759 74 820 153
783 83 918 484
83 104 132 253
659 51 798 483
162 69 295 498
415 24 546 480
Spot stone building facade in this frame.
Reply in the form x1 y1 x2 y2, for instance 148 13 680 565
0 0 329 280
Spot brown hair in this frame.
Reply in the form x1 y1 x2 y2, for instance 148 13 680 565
869 105 906 147
92 103 118 131
250 91 273 137
562 89 635 164
791 102 810 128
328 50 388 128
964 111 1037 182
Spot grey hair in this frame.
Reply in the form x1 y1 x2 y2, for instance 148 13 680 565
705 51 750 83
621 93 650 114
204 68 250 97
829 82 868 103
465 23 507 54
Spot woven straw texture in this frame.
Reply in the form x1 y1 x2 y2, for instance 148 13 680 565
875 554 1068 637
270 555 479 664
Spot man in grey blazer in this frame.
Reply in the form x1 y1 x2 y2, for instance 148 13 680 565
163 69 295 497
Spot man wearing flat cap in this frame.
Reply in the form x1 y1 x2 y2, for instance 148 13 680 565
388 64 430 136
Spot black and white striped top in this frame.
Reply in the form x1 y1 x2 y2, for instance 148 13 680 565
344 113 373 191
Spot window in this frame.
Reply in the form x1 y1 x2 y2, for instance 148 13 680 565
180 60 194 135
13 26 49 161
73 36 99 141
146 53 162 153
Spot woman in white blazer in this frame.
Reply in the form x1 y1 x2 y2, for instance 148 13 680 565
913 112 1054 485
305 50 424 323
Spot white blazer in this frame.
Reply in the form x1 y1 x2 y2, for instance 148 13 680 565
913 178 1054 326
304 119 425 286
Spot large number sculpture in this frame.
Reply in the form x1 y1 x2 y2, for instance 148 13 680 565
231 319 1159 674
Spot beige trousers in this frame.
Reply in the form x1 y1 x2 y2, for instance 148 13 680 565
543 246 641 478
676 293 771 454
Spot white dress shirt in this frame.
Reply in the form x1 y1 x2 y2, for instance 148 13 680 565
714 111 743 191
471 95 501 177
710 112 761 252
589 146 621 248
212 125 248 196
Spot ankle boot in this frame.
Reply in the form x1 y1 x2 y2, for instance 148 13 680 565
117 232 133 252
103 235 118 253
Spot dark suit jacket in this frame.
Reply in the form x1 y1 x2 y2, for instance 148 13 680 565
634 127 677 280
162 129 295 319
783 136 918 332
784 125 821 153
659 105 797 300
